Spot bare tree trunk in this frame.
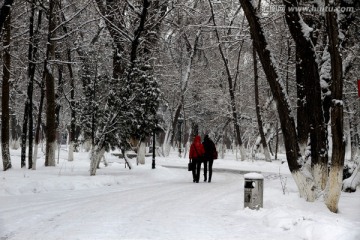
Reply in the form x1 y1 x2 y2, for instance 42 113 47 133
20 104 29 168
26 7 42 169
1 11 11 171
283 0 329 192
26 0 40 169
275 121 279 160
324 0 346 213
295 47 310 155
253 45 271 162
90 145 105 176
0 0 14 37
10 109 19 149
67 47 76 161
137 141 146 165
170 103 183 146
44 0 57 167
33 80 44 170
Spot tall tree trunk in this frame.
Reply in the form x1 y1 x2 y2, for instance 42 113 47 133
20 105 29 168
1 10 11 171
137 141 146 165
89 113 117 175
0 0 14 37
31 7 43 169
324 0 346 213
26 0 40 169
67 48 76 161
209 0 245 160
275 121 279 160
10 109 19 148
295 47 310 154
283 0 328 192
90 145 105 176
33 81 45 170
44 0 57 167
128 0 150 165
170 103 183 147
253 45 271 162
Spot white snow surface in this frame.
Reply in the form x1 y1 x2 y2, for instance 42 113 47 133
1 147 359 240
244 172 264 179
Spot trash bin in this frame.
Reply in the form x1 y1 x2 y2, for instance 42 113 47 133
244 173 264 210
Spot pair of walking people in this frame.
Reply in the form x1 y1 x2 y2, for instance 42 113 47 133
189 135 217 183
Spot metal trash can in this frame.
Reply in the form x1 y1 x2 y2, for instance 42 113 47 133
244 173 264 210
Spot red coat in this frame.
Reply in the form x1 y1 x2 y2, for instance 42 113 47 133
189 135 205 159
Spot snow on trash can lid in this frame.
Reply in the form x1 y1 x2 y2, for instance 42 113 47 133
244 172 264 179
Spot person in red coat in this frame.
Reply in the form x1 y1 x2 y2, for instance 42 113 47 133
189 135 205 183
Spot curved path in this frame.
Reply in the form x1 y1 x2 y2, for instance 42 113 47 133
1 168 250 240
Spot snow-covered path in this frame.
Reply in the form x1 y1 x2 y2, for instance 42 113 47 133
1 168 246 240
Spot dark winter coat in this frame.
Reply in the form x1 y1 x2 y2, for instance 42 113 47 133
203 135 216 161
189 135 205 160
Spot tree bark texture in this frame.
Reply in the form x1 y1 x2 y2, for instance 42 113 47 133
295 47 310 153
45 0 57 167
0 0 14 37
324 0 346 213
33 80 45 169
67 48 76 161
283 0 328 191
20 102 29 168
26 0 40 169
1 11 11 171
130 0 150 64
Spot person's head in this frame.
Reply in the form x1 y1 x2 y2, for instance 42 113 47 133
204 134 209 141
193 135 201 143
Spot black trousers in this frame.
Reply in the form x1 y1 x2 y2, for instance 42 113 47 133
192 158 202 182
203 159 214 181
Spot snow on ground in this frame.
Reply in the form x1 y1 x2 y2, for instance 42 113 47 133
0 146 359 240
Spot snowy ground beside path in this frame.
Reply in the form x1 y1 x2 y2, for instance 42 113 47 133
0 147 359 240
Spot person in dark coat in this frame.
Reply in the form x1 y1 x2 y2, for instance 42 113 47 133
203 135 217 183
189 135 205 183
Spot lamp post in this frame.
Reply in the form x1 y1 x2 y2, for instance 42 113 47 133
152 129 156 169
178 115 183 158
